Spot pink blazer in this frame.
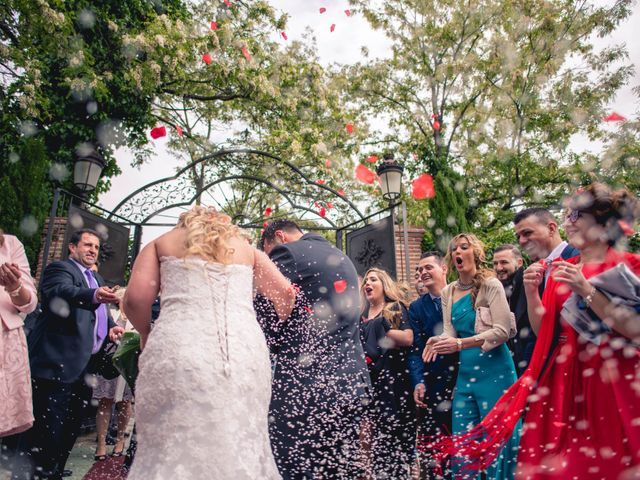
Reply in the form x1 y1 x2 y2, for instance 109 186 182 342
0 234 38 330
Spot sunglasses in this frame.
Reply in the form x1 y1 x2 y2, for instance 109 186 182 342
566 210 583 223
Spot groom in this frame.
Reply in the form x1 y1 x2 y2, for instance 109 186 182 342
260 220 371 479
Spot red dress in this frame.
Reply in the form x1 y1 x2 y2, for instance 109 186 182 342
517 250 640 479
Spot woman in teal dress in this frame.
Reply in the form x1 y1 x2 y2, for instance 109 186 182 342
423 233 520 479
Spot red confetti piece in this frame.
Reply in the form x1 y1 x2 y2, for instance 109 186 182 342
241 47 252 62
150 126 166 139
366 155 378 163
337 189 345 197
346 123 354 134
176 126 183 136
604 112 626 122
411 174 435 199
365 355 373 365
303 305 314 315
433 120 441 130
318 207 326 217
431 113 439 119
263 222 268 228
618 219 635 236
319 7 326 13
334 279 347 293
210 21 218 30
325 159 332 168
355 164 375 184
202 53 212 65
326 202 334 209
345 9 351 16
223 0 231 6
316 179 326 185
264 207 272 217
553 421 566 428
330 24 336 32
281 31 287 40
314 201 320 208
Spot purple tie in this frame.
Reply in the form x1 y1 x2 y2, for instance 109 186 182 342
85 269 108 353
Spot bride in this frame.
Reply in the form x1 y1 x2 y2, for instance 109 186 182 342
123 206 295 479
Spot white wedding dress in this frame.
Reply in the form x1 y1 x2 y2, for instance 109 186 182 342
128 257 281 479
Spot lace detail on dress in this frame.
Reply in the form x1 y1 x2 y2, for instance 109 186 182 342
127 256 281 480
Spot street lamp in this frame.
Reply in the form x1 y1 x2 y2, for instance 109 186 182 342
74 148 105 193
376 153 404 203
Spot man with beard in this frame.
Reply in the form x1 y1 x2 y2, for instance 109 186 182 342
511 208 579 374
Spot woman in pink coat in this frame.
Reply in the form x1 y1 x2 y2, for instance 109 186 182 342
0 230 38 437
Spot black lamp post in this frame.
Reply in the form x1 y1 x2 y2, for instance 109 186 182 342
74 148 105 193
376 153 404 204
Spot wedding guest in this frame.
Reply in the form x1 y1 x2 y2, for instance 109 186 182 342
360 268 415 479
93 287 133 461
0 230 38 437
423 234 519 479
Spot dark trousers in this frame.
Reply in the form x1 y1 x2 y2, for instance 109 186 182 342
25 377 92 480
417 393 453 480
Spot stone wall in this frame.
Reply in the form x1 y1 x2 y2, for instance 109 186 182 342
394 225 425 299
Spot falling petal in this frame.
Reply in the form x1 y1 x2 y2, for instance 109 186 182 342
345 123 354 134
330 23 336 32
366 155 378 163
355 164 375 184
337 189 345 197
319 7 326 13
150 126 166 139
411 173 435 199
345 9 351 16
316 179 325 185
618 219 634 236
264 207 273 217
176 126 183 136
325 159 332 168
241 47 252 62
210 21 218 30
202 53 212 65
223 0 231 6
326 202 334 209
334 279 347 293
319 207 326 217
603 112 626 122
281 31 287 40
262 222 268 228
433 120 441 130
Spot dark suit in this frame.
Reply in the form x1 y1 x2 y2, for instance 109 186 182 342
267 233 371 479
408 294 457 480
509 243 579 375
25 259 114 480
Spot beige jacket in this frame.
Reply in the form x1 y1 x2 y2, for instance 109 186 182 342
0 235 38 330
441 277 511 352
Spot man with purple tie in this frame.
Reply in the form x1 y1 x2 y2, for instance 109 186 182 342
26 229 123 480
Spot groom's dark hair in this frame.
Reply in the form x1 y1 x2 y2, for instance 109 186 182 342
259 219 302 251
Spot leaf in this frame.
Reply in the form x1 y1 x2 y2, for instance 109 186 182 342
281 31 287 40
411 174 435 199
355 164 375 184
150 126 166 139
345 123 354 134
333 279 347 293
330 23 336 32
366 155 378 163
202 53 212 65
319 7 326 13
241 47 252 62
603 112 626 122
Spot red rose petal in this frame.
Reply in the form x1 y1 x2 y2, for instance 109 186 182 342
334 279 347 293
411 174 435 199
366 155 378 163
303 305 313 315
223 0 231 6
345 9 351 16
346 123 354 134
319 7 326 13
314 201 320 208
150 126 166 139
553 421 566 428
316 179 325 185
281 32 287 40
325 159 332 168
433 120 440 130
241 46 252 62
337 189 345 197
355 164 375 184
176 126 183 136
618 219 635 236
210 21 218 30
604 112 626 122
202 53 212 65
319 207 326 217
263 222 268 228
431 113 439 119
326 202 334 209
264 207 272 217
330 23 336 32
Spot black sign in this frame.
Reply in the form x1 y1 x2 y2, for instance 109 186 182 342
345 214 396 279
64 205 131 287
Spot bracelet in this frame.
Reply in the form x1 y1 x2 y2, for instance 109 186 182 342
583 286 597 309
456 338 463 351
6 282 23 297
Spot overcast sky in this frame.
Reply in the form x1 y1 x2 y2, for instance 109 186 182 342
99 0 639 243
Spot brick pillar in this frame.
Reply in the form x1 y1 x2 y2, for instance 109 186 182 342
394 225 425 297
35 217 68 285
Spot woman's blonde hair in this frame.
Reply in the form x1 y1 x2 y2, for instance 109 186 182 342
361 267 409 329
445 233 494 307
176 206 240 264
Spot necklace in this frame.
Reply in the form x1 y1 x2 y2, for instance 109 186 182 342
456 279 474 290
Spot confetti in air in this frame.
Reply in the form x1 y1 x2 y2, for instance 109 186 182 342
202 53 212 65
345 9 351 16
210 21 218 30
176 126 183 136
325 159 332 168
264 207 273 217
326 202 334 209
281 32 288 40
223 0 231 6
411 173 435 199
433 120 441 130
241 47 252 62
316 179 326 185
355 164 375 184
366 155 378 163
319 7 326 13
150 126 166 139
330 24 336 32
603 112 626 122
345 123 354 134
318 207 326 217
333 280 347 293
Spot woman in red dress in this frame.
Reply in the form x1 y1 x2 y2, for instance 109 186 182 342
432 183 640 479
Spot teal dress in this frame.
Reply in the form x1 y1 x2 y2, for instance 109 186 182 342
451 294 520 479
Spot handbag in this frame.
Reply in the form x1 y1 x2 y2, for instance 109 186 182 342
94 340 121 380
475 306 517 339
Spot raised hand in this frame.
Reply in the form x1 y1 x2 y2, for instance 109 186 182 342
552 260 591 297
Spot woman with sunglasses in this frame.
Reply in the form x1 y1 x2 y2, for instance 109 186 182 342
430 183 640 479
360 268 415 479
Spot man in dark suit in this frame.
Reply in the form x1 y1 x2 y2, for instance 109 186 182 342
510 208 580 374
408 251 457 480
25 229 123 480
260 220 370 480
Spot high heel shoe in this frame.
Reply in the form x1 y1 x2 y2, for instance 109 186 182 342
94 452 107 461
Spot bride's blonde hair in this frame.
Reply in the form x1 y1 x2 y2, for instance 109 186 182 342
176 206 240 263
